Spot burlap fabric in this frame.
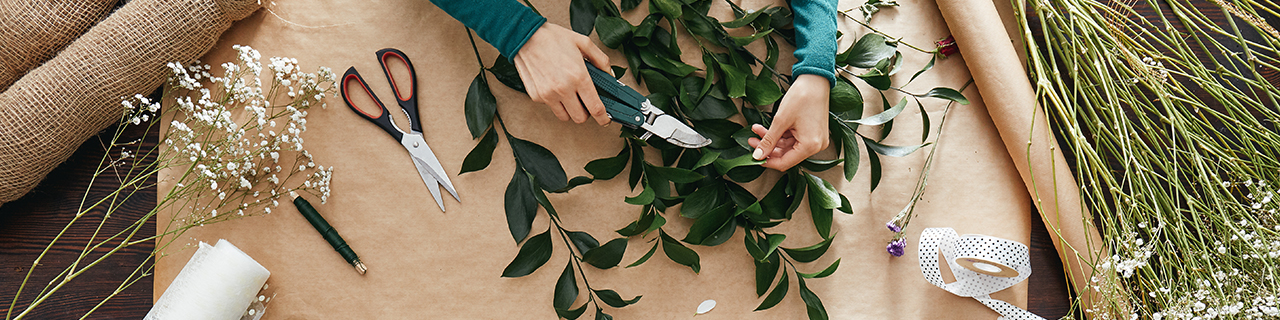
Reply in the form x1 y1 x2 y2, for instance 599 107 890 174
0 0 119 92
0 0 260 204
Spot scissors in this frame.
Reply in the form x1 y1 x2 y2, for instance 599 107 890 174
584 63 712 148
340 48 460 212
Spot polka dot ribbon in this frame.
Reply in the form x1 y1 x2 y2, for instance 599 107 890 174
919 227 1045 320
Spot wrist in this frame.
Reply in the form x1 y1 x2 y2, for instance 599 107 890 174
792 74 831 93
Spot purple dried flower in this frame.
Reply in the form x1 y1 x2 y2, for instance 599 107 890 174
886 238 906 257
886 222 903 233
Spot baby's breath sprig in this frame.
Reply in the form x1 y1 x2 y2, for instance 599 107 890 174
6 45 335 320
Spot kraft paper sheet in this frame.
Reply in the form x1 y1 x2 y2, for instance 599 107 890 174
157 0 1049 318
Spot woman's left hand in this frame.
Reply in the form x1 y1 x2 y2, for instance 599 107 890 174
747 74 832 171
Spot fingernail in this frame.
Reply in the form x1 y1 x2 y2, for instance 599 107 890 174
752 148 765 160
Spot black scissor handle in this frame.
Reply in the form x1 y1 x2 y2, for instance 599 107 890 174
377 48 421 133
341 67 404 141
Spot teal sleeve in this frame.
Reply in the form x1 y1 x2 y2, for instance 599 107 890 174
789 0 838 87
430 0 546 60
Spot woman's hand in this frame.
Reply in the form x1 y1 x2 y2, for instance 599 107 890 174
513 23 612 125
748 74 831 171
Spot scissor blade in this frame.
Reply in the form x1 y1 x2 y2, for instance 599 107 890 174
643 114 712 148
412 159 446 212
401 133 461 202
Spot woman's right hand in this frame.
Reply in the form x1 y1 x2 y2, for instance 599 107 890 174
513 23 612 126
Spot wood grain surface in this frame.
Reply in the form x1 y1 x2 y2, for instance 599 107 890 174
6 0 1265 317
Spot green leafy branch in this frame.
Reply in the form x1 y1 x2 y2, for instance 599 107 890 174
457 0 969 319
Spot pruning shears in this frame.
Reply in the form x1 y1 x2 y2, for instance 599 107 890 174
585 63 712 148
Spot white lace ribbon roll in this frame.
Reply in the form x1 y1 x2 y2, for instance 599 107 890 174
919 228 1045 320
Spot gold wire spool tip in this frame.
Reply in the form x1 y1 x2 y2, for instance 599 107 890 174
353 260 367 275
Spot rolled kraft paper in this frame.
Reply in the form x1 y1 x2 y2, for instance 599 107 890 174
146 239 270 320
0 0 260 204
0 0 118 92
933 0 1111 314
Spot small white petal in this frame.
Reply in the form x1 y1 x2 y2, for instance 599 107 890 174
696 300 716 315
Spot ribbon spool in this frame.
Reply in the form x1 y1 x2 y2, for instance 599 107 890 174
919 228 1044 320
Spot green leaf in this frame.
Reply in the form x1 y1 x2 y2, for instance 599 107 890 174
857 72 891 90
781 236 833 263
921 87 969 105
760 174 800 219
583 238 628 269
646 163 704 183
755 270 788 311
489 55 525 92
862 137 927 157
661 231 701 273
554 262 579 309
866 143 882 192
745 70 783 106
754 252 781 297
594 289 642 308
799 158 843 172
465 72 497 139
762 233 786 258
567 231 600 254
844 33 897 68
650 0 682 17
628 141 644 189
680 183 727 219
596 308 612 320
680 9 722 42
554 176 595 193
798 278 829 320
639 69 677 96
745 232 767 261
570 0 597 35
828 78 863 113
682 203 736 245
611 65 627 79
504 170 538 243
693 150 721 169
596 15 633 49
460 126 498 174
626 241 660 268
730 29 773 47
835 124 860 181
722 6 768 28
556 304 589 320
686 95 738 121
692 119 743 150
510 136 568 190
804 173 840 210
639 49 697 76
713 153 765 174
718 63 749 99
585 144 629 180
799 258 841 278
837 193 853 214
502 230 553 277
624 186 655 205
844 97 906 126
621 0 642 11
906 55 935 86
530 178 560 218
916 99 930 144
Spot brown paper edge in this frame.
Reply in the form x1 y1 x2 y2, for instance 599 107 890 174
933 0 1120 317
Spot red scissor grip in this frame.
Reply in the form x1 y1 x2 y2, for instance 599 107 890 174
381 50 415 102
343 73 385 120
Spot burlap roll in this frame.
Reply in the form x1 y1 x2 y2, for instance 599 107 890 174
0 0 260 204
0 0 120 92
